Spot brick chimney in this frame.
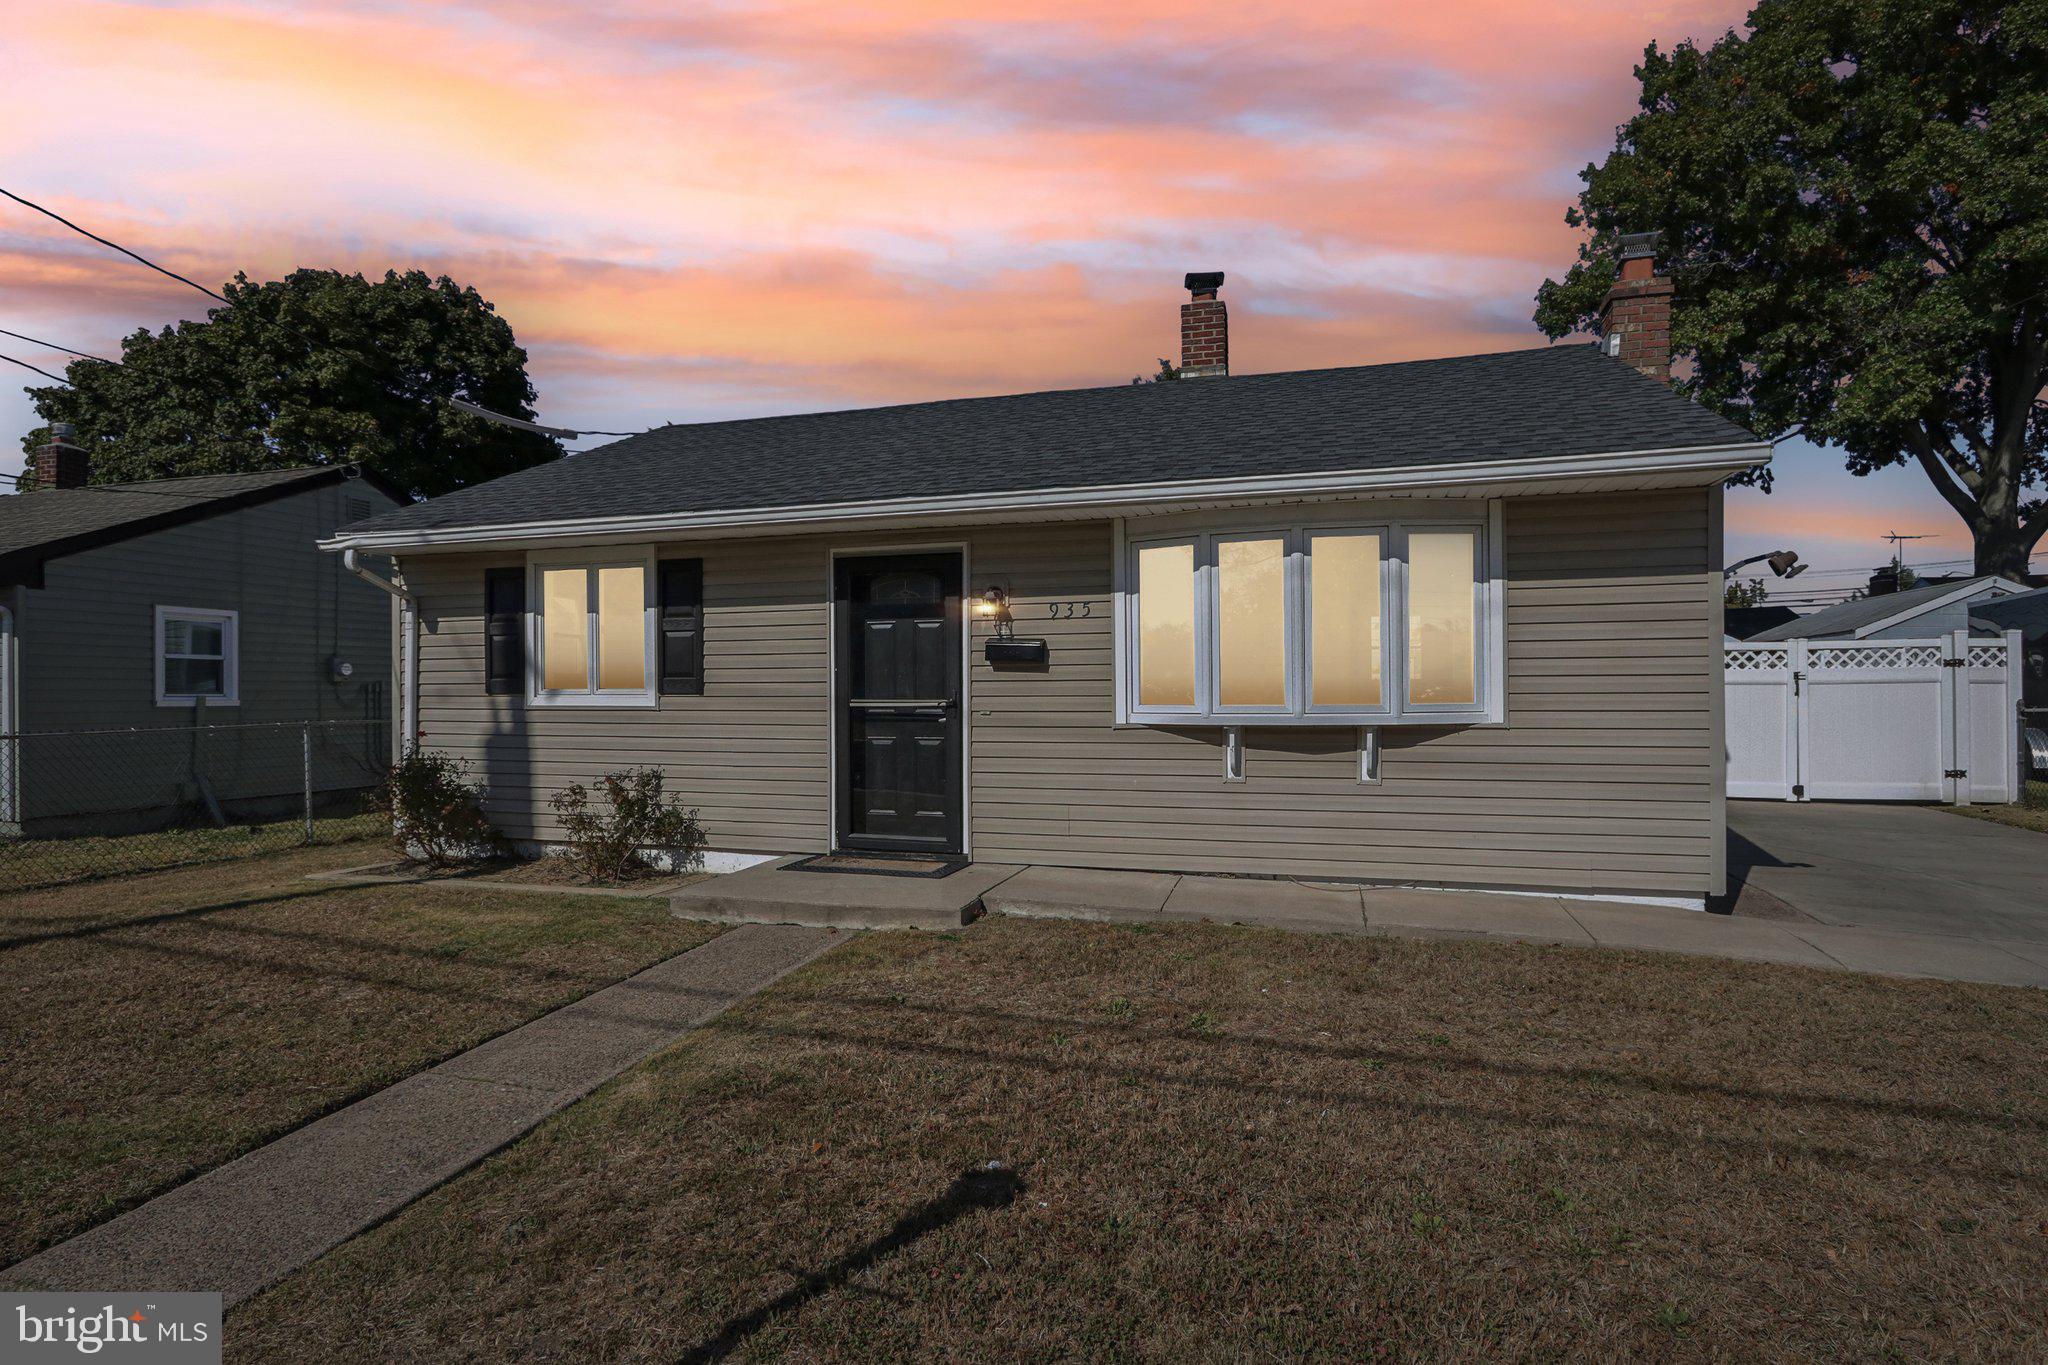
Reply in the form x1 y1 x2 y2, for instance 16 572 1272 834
1598 232 1673 382
1179 271 1228 378
33 422 89 490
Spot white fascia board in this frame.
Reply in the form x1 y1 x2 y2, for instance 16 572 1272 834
1850 576 2030 638
321 440 1773 554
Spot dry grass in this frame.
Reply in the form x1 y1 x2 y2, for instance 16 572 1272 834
342 855 712 895
233 917 2048 1361
0 810 386 892
0 844 720 1266
1948 781 2048 835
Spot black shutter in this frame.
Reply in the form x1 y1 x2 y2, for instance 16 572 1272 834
658 558 705 696
484 567 524 696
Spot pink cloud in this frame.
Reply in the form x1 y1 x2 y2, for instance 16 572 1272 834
16 0 2018 588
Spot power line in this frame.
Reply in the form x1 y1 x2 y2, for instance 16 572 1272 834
0 184 643 442
0 327 115 364
0 187 228 304
0 352 68 384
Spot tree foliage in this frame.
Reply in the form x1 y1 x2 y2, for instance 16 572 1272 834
1725 577 1772 607
1535 0 2048 576
21 269 560 499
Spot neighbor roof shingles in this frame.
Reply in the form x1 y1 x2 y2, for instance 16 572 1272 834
338 346 1757 539
1748 577 2017 641
0 466 382 585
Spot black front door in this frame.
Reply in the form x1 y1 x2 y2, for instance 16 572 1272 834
834 552 963 854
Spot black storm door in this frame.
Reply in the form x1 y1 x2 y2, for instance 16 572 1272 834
834 552 964 854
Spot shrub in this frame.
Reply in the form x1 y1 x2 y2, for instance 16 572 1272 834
378 741 505 866
549 767 705 883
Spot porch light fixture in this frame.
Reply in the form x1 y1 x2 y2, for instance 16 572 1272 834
975 586 1013 636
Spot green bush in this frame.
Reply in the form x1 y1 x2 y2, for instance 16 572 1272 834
549 767 704 884
378 742 505 866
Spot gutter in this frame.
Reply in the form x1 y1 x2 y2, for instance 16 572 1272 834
343 548 417 760
318 440 1774 555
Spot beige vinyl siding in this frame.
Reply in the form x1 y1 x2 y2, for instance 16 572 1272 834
408 540 832 853
404 488 1720 897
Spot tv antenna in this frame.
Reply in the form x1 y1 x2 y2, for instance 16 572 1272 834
1882 531 1931 566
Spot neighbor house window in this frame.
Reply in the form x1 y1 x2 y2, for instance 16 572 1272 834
528 552 655 706
1120 514 1499 725
155 606 239 707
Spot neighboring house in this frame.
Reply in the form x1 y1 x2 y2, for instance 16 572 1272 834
0 435 403 833
1723 605 1800 640
1747 575 2029 643
1974 586 2048 712
328 250 1772 908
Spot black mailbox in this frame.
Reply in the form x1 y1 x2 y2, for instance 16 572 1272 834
984 637 1049 666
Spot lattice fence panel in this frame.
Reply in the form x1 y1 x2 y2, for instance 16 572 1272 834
1808 645 1941 671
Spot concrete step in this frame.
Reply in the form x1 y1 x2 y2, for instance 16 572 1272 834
671 857 1024 931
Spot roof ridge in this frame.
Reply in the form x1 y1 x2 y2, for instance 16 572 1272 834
577 343 1601 445
95 464 333 491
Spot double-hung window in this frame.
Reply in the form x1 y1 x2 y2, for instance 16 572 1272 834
155 606 239 707
1120 510 1500 725
528 550 656 706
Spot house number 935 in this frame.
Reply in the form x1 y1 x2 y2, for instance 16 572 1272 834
1045 601 1093 618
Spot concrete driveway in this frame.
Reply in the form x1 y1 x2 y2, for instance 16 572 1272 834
1728 801 2048 943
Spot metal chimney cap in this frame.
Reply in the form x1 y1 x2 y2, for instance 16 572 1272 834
1616 232 1661 261
49 421 76 441
1184 271 1225 296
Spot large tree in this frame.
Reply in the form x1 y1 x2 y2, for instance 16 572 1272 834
20 268 559 499
1534 0 2047 577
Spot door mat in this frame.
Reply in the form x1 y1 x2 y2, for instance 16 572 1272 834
783 853 968 879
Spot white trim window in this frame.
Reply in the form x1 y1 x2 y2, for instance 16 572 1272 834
1118 509 1503 726
155 606 240 707
527 549 657 707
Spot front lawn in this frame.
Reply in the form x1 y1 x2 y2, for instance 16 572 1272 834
233 917 2048 1360
0 844 720 1266
0 809 386 892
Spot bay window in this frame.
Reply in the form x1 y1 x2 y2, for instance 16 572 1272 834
1119 510 1500 725
528 551 656 706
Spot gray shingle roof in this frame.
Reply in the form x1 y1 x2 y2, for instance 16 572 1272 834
338 345 1756 539
1748 577 2016 641
1974 586 2048 633
0 465 388 583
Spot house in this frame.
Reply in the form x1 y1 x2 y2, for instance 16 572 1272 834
1723 604 1800 640
326 246 1771 909
1973 586 2048 712
1747 575 2029 643
0 433 403 833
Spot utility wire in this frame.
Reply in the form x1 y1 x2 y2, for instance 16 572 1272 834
0 185 644 442
0 327 115 364
0 187 228 304
0 352 68 384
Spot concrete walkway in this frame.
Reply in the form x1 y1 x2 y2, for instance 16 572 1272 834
2 924 840 1307
984 868 2048 988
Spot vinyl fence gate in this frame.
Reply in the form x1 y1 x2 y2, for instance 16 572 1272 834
1725 631 2023 803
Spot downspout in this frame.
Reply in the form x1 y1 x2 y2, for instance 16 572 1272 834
343 548 416 758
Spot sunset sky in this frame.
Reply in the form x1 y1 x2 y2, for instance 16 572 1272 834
2 0 2033 601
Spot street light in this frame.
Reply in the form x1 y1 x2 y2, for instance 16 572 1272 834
1724 549 1807 580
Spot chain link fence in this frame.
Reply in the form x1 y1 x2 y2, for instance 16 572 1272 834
2022 706 2048 810
1 719 392 892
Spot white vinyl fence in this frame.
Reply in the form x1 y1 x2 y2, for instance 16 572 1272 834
1726 631 2023 803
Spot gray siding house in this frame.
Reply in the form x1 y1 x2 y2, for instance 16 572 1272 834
0 445 402 832
1749 575 2029 643
328 267 1771 908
